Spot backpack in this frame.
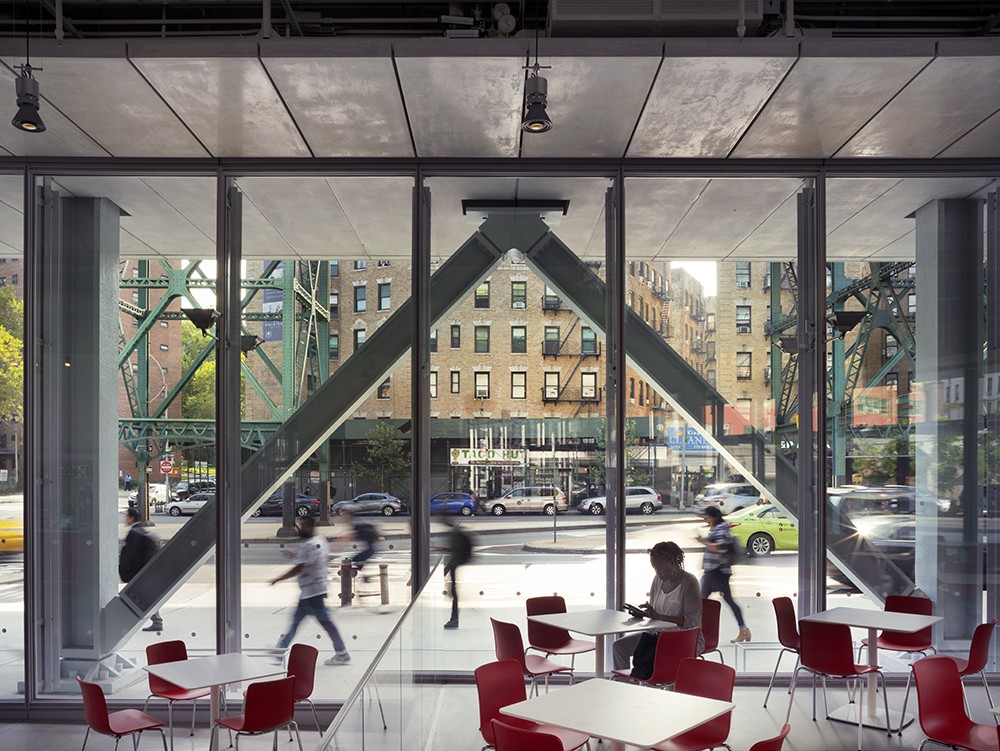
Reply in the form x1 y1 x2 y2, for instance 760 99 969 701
723 529 746 567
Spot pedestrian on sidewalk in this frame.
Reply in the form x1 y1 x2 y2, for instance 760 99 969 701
270 516 351 665
119 507 163 632
437 516 474 630
331 511 380 574
124 474 132 492
695 506 751 643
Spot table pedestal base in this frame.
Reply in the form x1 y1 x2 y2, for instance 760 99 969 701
827 703 911 731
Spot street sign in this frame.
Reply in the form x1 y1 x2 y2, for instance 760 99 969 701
159 460 174 474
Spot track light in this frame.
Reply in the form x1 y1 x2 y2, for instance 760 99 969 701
522 69 552 133
240 334 263 355
182 308 219 337
12 64 44 133
828 310 868 337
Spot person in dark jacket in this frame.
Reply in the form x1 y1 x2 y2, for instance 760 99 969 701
437 516 474 630
119 507 163 632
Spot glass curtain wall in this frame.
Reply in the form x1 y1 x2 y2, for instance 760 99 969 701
825 176 999 669
623 176 806 670
235 176 414 700
0 174 24 699
32 174 217 699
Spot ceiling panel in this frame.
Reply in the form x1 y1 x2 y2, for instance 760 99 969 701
520 55 661 158
131 56 309 157
262 57 412 157
628 56 793 157
733 56 929 158
427 176 518 258
0 175 21 255
939 109 1000 158
395 56 524 157
326 178 413 257
626 178 710 259
1 56 208 157
838 56 1000 158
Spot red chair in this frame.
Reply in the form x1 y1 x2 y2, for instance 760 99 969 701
287 643 322 735
611 627 700 688
749 724 792 751
474 659 589 751
901 620 996 735
785 620 891 751
78 675 167 751
145 640 211 751
700 598 724 663
211 676 303 751
491 718 571 751
858 595 935 661
913 655 999 751
525 596 596 673
764 597 801 708
491 618 573 696
651 658 736 751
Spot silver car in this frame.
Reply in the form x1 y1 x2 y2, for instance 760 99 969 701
578 486 663 515
693 482 760 513
333 492 405 517
482 486 568 516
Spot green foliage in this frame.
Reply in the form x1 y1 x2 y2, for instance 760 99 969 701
353 421 410 493
591 418 651 487
180 320 216 420
0 287 23 422
851 434 912 486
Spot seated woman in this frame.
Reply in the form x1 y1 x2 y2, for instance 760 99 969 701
612 540 703 672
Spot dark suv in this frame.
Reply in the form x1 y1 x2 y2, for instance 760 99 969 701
252 490 322 518
172 479 216 501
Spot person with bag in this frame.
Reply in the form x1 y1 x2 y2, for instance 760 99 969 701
696 505 751 643
612 541 702 678
437 515 474 630
119 507 163 632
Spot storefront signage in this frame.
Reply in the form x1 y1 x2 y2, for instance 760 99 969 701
666 427 711 452
450 448 526 466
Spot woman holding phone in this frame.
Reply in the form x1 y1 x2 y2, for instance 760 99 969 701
612 541 703 673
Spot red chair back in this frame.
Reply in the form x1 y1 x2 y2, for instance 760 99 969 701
671 658 736 748
77 675 114 736
913 656 973 740
286 643 319 702
749 724 792 751
146 640 189 696
882 595 933 650
491 718 565 751
701 598 721 654
525 596 572 652
241 676 296 733
491 618 528 673
964 620 996 675
772 597 800 651
798 620 858 676
475 660 531 747
648 627 701 686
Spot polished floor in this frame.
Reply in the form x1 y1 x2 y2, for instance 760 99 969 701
1 679 997 750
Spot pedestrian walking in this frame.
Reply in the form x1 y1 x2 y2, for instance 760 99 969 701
270 516 351 665
695 505 751 643
332 511 380 573
124 474 132 492
119 507 162 632
438 516 474 630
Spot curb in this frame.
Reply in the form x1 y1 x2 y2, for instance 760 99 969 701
522 517 695 554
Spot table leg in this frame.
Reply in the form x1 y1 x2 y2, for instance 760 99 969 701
595 635 605 679
210 685 221 724
866 628 878 720
827 628 895 730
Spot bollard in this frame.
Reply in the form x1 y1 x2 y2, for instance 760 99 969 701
379 563 390 606
339 557 354 607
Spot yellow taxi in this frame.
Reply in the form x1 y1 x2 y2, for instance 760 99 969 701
0 520 23 552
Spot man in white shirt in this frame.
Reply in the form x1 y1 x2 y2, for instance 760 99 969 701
270 516 351 665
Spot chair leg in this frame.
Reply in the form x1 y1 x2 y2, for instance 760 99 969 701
81 727 91 751
167 701 174 751
763 648 786 707
191 697 197 737
307 698 322 735
372 676 387 730
879 672 892 738
114 738 120 751
784 666 802 725
811 672 816 721
290 720 304 751
981 670 997 719
898 668 913 735
157 728 168 751
133 732 139 751
272 729 278 751
855 677 863 751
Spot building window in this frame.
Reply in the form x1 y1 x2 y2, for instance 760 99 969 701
886 372 898 388
354 285 366 312
159 343 169 351
430 329 438 353
429 371 438 398
354 329 366 351
736 262 751 288
475 372 490 399
706 340 716 359
884 335 898 359
581 372 597 400
638 380 645 406
581 327 597 355
511 371 527 400
629 378 635 402
378 282 391 311
354 260 367 270
544 326 560 355
628 291 634 309
475 282 490 309
450 325 461 348
160 321 169 328
511 281 527 309
329 334 339 360
511 326 526 354
736 305 751 333
908 294 916 315
330 260 339 277
707 369 716 387
475 325 490 353
706 312 715 331
11 274 17 285
377 260 391 268
543 285 561 310
544 372 560 400
450 370 460 394
736 398 752 421
329 291 339 318
736 352 752 380
629 261 635 276
377 378 391 399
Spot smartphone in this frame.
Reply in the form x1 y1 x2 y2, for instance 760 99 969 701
623 603 646 618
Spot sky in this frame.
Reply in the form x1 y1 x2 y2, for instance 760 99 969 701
671 260 718 297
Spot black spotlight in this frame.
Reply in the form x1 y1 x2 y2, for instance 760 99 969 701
12 64 45 133
182 308 219 337
240 334 263 355
522 69 552 134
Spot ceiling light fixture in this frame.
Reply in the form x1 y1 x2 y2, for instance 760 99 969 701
522 24 552 134
182 308 219 337
240 334 263 355
12 2 44 133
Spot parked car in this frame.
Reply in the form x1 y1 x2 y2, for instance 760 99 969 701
577 486 663 515
333 492 405 517
164 491 214 517
0 520 23 553
429 491 477 516
128 483 169 508
692 482 760 513
727 504 798 556
482 486 568 516
252 490 322 518
171 479 216 501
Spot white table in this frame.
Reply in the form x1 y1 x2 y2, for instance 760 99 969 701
502 678 734 751
527 608 676 679
144 653 285 728
801 607 941 730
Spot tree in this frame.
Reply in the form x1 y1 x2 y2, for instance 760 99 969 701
591 418 651 488
0 287 23 423
180 320 216 420
353 421 410 494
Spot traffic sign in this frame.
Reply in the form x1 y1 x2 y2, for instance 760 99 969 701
160 460 174 474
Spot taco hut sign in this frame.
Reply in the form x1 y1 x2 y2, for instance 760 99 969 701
450 448 527 466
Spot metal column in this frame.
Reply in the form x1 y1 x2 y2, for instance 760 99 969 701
411 177 431 595
605 180 626 614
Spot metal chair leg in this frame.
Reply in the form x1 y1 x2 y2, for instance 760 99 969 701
81 726 91 751
784 666 802 725
191 697 197 737
855 677 863 751
811 672 817 721
167 701 174 751
290 720 304 751
898 668 913 735
372 676 387 730
879 671 892 738
156 728 168 751
306 698 322 735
